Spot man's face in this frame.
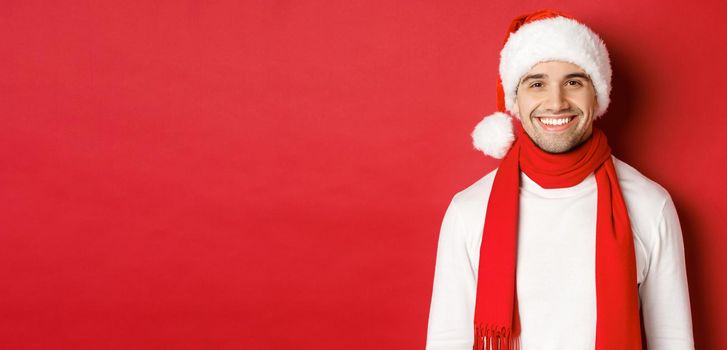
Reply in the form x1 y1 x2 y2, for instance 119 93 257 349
512 60 598 153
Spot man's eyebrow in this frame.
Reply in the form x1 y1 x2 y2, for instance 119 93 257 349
564 72 592 81
520 73 546 85
519 72 592 86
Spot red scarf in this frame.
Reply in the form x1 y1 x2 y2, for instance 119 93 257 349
473 128 642 349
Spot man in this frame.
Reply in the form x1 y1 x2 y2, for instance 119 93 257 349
426 10 695 350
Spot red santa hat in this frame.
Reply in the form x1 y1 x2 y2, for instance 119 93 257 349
472 10 612 158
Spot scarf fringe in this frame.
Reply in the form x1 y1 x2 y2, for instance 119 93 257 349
474 323 520 350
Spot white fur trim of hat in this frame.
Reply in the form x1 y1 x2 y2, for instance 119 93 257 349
472 15 612 159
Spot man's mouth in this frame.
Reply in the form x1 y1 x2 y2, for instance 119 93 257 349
534 115 577 131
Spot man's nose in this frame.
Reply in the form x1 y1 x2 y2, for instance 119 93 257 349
544 86 570 112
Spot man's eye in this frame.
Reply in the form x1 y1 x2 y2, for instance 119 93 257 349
566 80 583 86
529 82 543 88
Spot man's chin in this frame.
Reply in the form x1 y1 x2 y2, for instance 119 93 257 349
532 134 579 154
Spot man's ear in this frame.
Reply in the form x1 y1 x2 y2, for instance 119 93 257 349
512 98 520 118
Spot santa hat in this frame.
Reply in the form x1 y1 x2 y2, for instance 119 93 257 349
471 9 612 158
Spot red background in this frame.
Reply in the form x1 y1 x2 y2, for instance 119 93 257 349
2 1 725 349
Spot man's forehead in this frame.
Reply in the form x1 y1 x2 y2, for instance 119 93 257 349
519 61 592 84
520 72 591 81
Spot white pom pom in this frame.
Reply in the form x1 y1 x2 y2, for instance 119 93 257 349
471 112 515 159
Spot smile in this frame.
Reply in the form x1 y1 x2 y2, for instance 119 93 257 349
535 115 577 131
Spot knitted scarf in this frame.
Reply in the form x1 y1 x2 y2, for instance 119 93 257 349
473 127 642 349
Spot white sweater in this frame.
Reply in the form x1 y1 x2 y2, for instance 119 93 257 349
426 156 695 350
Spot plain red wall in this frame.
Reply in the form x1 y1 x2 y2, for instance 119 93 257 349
2 1 725 349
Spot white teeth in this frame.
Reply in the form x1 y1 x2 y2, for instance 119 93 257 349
540 117 572 126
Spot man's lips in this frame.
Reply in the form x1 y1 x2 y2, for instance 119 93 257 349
533 115 577 132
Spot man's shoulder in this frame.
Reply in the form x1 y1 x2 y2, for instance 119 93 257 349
451 167 498 206
440 168 498 235
612 155 672 208
612 156 675 241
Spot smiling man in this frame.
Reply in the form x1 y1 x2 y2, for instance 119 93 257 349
426 10 695 350
515 61 595 154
